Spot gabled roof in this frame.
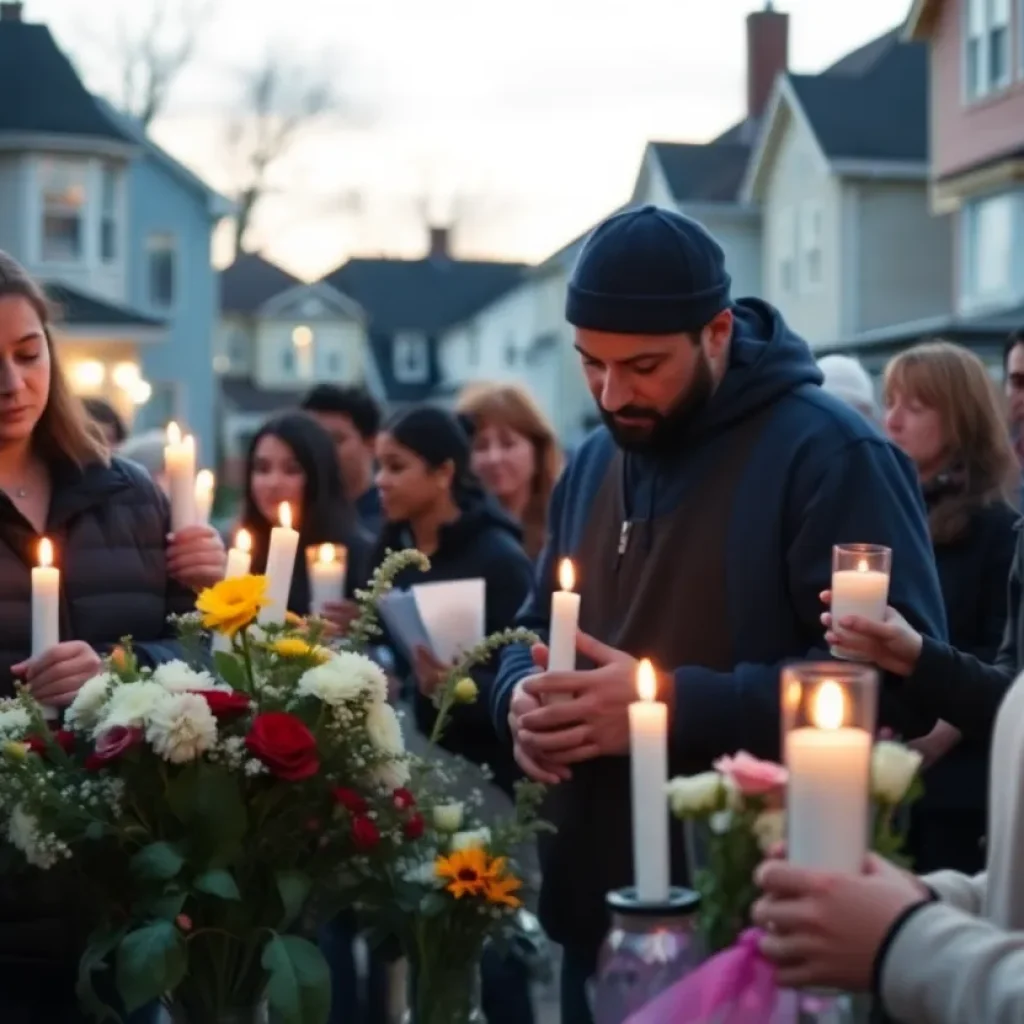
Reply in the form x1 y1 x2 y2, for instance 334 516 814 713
220 253 302 316
257 280 364 322
903 0 942 41
0 13 131 145
646 141 752 204
320 256 527 335
46 282 164 331
219 378 305 415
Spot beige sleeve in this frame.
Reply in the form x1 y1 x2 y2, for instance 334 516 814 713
921 869 987 915
882 901 1024 1024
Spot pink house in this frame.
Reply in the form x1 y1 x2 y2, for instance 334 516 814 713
906 0 1024 320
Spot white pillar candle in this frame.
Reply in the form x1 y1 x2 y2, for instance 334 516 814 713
224 528 253 580
164 421 197 532
258 503 299 626
629 659 670 903
194 469 215 526
309 543 346 617
547 558 581 704
31 538 60 721
786 680 872 872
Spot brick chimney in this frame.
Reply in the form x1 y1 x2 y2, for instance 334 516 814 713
746 3 789 122
428 225 450 261
0 3 23 22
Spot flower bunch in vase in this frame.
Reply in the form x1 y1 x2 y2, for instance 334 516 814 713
0 550 427 1024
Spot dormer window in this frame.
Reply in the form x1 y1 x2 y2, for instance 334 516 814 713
393 332 429 384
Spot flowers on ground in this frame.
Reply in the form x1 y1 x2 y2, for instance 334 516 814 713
195 574 269 636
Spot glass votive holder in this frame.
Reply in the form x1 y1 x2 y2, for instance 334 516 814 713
781 662 878 873
830 543 891 660
305 542 347 616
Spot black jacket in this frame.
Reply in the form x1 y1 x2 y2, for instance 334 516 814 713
377 494 535 795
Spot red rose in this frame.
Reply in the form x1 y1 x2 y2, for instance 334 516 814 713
404 813 425 840
25 728 74 758
85 726 143 771
244 712 319 781
192 689 251 718
332 787 368 814
351 815 380 851
393 788 416 810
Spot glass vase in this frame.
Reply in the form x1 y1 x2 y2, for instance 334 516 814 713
402 952 484 1024
165 1002 268 1024
589 886 704 1024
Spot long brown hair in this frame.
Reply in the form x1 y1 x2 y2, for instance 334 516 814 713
883 341 1017 544
0 251 108 467
457 383 563 559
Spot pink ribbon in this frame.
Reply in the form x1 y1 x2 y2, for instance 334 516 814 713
625 928 790 1024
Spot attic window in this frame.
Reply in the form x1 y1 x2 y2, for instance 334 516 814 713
965 0 1010 100
393 333 428 384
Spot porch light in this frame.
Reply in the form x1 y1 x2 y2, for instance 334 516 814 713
70 359 106 391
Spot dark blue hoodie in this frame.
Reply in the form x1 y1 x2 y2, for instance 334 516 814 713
490 299 948 952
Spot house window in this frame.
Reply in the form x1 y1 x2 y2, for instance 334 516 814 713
505 336 517 366
326 350 343 375
965 192 1017 300
393 333 428 383
99 163 119 262
146 233 176 308
965 0 1011 100
776 206 796 294
282 347 296 374
39 159 87 263
799 202 823 289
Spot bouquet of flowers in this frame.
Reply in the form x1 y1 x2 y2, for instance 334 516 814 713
0 550 428 1024
667 742 924 953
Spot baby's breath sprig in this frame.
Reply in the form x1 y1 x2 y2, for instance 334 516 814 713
429 627 539 745
345 549 431 652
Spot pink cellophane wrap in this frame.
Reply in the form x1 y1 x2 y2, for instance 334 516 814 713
624 928 798 1024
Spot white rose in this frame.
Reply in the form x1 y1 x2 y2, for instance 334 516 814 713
433 803 464 833
146 693 219 764
151 660 216 693
752 810 786 853
451 827 491 851
373 758 411 790
99 681 171 732
298 652 389 707
0 706 31 739
871 741 924 805
365 701 405 756
666 771 725 818
63 673 115 732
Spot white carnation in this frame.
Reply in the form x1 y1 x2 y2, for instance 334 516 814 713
0 706 31 738
433 802 464 833
666 771 725 818
451 827 491 851
7 805 59 869
373 758 411 790
151 660 216 693
99 681 171 731
871 741 923 805
365 701 405 756
752 809 786 853
64 673 115 732
146 693 218 764
298 651 389 707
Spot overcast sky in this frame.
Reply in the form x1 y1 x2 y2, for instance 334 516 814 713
33 0 909 278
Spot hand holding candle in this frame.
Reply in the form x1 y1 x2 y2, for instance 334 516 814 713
830 544 891 661
31 538 60 721
194 469 215 526
164 422 197 532
308 543 346 617
546 558 581 705
259 503 299 625
629 658 670 903
224 529 253 580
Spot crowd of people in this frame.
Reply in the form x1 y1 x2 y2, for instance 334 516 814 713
2 199 1024 1023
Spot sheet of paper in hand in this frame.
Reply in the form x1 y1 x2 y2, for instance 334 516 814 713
412 578 486 663
377 589 433 663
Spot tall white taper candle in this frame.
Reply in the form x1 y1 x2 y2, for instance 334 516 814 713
258 503 299 626
31 537 60 721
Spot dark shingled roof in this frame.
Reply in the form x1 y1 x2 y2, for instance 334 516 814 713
0 15 131 142
46 283 163 328
648 141 752 203
220 253 301 315
219 378 303 415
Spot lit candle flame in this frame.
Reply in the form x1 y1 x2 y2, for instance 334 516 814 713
318 542 336 565
166 421 181 445
279 502 293 530
559 558 575 592
811 680 845 730
38 537 53 568
636 658 657 702
857 558 869 572
195 468 214 496
235 528 252 554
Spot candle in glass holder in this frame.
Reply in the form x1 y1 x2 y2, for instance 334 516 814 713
164 421 196 531
783 662 877 872
32 538 60 721
629 659 670 902
194 470 215 526
259 503 299 625
225 528 252 579
830 544 891 660
308 543 346 617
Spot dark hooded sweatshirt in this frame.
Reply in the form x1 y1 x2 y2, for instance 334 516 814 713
490 299 949 954
378 492 535 796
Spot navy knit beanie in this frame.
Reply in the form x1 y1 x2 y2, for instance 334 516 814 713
566 205 731 335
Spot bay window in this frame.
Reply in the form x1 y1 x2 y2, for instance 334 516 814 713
962 190 1023 308
39 158 87 263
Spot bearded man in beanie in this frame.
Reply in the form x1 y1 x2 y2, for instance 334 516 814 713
488 206 947 1023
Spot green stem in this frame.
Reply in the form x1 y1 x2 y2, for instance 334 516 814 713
240 630 255 694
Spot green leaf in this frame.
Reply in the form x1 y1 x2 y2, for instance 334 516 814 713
262 934 331 1024
418 891 449 917
168 763 248 867
194 868 241 900
131 841 185 881
145 889 188 921
214 651 248 690
276 870 312 929
116 920 187 1011
76 925 127 1022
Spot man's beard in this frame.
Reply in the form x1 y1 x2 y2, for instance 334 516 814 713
599 353 715 454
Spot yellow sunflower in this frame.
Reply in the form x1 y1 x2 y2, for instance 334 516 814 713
270 637 329 663
434 847 491 899
484 874 523 909
195 574 270 637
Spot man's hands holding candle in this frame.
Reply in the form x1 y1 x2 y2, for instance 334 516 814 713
510 631 669 783
820 590 923 676
12 640 102 706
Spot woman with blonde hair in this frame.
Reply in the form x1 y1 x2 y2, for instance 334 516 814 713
457 382 563 559
879 341 1018 872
